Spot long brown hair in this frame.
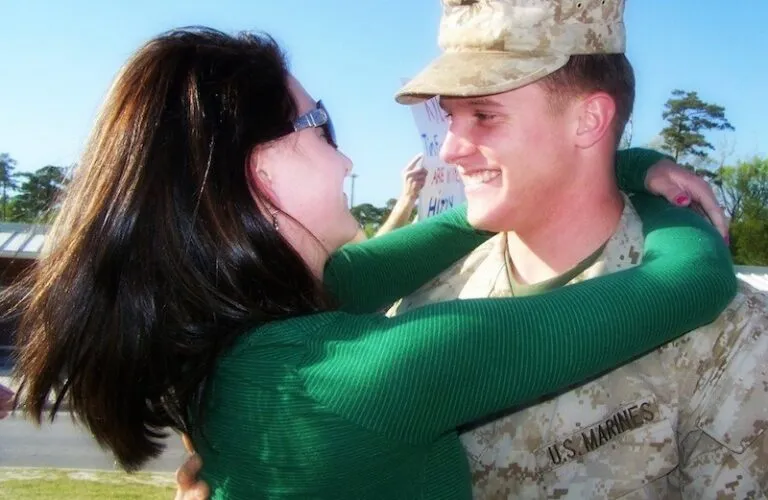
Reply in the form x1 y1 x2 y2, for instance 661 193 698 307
9 27 332 471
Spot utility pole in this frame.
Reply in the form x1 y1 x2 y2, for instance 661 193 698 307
349 174 358 208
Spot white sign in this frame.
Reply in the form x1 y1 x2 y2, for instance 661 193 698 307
407 96 466 220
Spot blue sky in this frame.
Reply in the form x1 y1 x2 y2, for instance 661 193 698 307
1 0 765 206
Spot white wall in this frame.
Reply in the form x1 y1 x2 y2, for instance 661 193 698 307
735 266 768 292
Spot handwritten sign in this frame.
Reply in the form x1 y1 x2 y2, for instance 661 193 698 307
407 96 466 220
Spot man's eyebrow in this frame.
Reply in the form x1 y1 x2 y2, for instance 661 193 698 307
439 96 504 111
466 97 504 107
438 97 504 112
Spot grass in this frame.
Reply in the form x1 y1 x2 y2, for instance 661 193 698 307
0 468 175 499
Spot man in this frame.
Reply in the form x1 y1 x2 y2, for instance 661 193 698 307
387 0 767 498
174 1 762 498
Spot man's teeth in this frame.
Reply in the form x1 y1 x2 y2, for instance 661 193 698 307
462 170 501 186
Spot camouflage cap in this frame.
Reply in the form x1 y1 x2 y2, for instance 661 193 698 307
396 0 626 104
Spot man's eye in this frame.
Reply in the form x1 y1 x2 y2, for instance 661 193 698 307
474 112 496 121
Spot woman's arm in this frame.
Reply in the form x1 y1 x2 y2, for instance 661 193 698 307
615 148 672 193
308 195 736 442
323 205 491 314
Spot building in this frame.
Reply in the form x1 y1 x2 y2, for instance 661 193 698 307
735 266 768 293
0 222 50 355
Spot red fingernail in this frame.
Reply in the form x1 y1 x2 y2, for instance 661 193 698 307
675 195 689 205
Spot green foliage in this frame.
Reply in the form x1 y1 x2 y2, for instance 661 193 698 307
0 153 19 220
715 157 768 265
350 203 386 233
730 212 768 266
660 89 734 167
361 223 378 238
653 91 768 265
619 116 633 150
350 198 417 237
0 468 174 500
0 155 69 223
349 199 399 234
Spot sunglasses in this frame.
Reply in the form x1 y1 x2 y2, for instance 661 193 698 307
274 100 337 148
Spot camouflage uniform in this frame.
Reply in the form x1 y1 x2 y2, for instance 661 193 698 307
669 289 768 499
389 196 768 499
396 0 627 105
393 0 768 496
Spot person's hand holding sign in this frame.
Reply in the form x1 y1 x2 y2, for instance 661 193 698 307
375 154 428 237
401 154 428 203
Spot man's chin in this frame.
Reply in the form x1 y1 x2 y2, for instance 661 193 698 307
466 207 505 232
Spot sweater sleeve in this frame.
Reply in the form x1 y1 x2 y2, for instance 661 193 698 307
305 194 736 443
323 205 492 314
322 148 668 314
615 148 674 194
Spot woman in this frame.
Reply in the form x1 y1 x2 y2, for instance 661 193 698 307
10 28 734 499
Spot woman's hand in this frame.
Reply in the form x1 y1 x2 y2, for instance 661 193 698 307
645 158 729 240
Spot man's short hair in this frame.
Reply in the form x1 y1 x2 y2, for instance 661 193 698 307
539 54 635 144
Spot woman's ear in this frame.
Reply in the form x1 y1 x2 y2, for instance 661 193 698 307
246 147 280 209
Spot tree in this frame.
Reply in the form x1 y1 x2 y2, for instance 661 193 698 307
619 116 633 150
380 198 398 222
350 203 386 237
715 157 768 265
10 165 68 223
0 153 19 220
351 198 420 238
717 157 768 222
659 90 734 168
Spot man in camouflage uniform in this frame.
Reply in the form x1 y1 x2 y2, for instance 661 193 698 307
392 0 768 498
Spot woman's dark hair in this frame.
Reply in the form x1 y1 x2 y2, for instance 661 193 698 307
8 27 332 471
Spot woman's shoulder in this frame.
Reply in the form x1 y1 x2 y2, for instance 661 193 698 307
214 311 376 374
198 311 372 423
222 312 344 356
197 313 348 411
207 310 390 399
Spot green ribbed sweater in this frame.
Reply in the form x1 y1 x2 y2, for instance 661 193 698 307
193 149 737 499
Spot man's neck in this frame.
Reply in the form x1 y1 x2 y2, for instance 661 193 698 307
506 186 624 285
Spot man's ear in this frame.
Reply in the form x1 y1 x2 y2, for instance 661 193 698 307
574 92 617 149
